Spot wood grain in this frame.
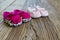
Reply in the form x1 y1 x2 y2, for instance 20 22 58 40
0 0 60 40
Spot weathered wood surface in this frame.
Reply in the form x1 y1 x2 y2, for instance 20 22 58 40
0 0 60 40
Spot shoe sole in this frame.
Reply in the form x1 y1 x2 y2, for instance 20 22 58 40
22 17 31 22
4 19 22 27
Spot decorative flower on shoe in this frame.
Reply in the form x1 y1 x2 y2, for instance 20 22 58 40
11 15 22 24
3 11 13 20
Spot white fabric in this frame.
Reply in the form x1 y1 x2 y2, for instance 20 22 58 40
28 7 41 18
36 6 49 16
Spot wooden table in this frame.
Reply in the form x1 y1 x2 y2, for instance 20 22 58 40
0 0 60 40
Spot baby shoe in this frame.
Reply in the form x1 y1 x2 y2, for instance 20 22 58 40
36 6 49 16
3 11 22 27
10 15 22 27
27 7 41 18
13 9 31 22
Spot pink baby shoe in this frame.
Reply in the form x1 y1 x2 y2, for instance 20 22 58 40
27 7 41 18
3 11 22 27
10 15 22 27
13 9 31 22
36 6 49 16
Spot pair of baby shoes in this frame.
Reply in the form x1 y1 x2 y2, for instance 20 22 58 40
3 9 31 27
27 6 49 18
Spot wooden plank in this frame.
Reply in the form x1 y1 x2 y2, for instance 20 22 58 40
46 0 60 40
4 0 26 11
0 0 15 12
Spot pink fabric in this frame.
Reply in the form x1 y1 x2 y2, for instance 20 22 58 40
14 9 25 15
11 15 22 24
3 9 31 24
3 12 13 20
20 12 31 19
14 9 31 19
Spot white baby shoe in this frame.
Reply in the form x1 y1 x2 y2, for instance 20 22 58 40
36 6 49 16
27 7 41 18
